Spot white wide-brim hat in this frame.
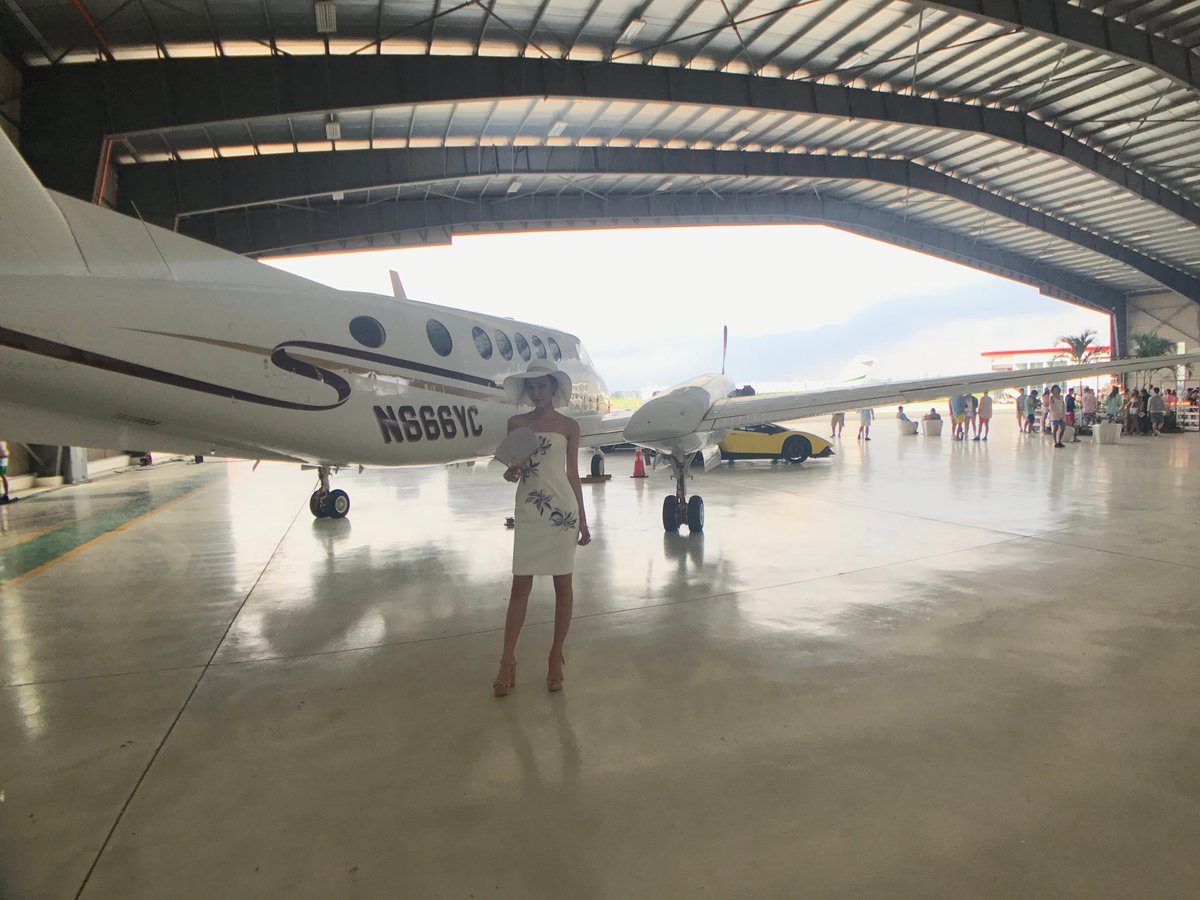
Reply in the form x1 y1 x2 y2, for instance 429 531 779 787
502 362 573 407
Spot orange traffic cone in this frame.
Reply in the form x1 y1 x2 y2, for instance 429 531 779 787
631 449 647 478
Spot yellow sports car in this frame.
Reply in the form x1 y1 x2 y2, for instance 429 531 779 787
718 424 834 463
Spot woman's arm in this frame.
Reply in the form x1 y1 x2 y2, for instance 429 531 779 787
564 421 591 546
503 415 523 483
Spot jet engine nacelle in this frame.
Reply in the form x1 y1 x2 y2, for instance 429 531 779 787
622 374 734 457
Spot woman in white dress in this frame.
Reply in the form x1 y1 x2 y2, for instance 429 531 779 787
493 363 591 697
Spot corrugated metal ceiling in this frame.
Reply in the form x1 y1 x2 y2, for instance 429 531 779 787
3 0 1199 305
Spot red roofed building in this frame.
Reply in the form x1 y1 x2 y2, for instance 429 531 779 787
981 346 1111 373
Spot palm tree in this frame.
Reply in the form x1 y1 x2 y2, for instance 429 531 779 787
1057 329 1098 364
1057 330 1100 402
1128 331 1179 390
1129 332 1175 358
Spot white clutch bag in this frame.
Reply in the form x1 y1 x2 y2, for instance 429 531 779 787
493 427 539 467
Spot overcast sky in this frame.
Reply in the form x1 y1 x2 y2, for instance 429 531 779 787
266 224 1112 392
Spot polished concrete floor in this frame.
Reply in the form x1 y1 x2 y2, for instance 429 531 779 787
1 413 1198 899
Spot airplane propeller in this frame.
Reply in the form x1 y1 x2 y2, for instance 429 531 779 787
721 325 728 375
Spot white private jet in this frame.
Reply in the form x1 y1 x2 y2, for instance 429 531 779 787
2 131 1197 532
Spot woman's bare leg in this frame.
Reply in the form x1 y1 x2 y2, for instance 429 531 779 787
500 575 534 661
549 574 574 663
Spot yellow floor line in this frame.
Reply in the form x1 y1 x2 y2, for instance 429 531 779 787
3 480 221 587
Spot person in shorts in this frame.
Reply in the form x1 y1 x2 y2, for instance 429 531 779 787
1024 389 1040 433
1147 387 1166 435
830 410 845 438
1048 385 1067 448
976 392 993 440
965 393 979 439
949 393 967 440
857 406 874 440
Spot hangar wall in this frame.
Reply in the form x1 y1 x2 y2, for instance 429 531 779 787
1128 291 1200 389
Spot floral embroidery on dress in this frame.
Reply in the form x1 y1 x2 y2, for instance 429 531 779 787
520 435 554 481
550 509 578 530
525 489 553 514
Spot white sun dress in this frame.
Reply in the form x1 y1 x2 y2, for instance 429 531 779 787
513 432 579 576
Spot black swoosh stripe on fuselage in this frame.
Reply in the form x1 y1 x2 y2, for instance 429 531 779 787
126 329 504 401
0 326 509 411
0 326 350 411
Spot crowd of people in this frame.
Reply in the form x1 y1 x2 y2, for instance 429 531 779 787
1011 383 1197 441
940 391 995 442
828 384 1198 450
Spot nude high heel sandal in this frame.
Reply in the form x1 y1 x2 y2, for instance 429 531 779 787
547 654 565 692
493 659 516 697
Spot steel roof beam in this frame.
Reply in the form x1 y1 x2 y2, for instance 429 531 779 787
177 189 1123 311
125 145 1172 302
22 56 1200 227
2 0 56 62
922 1 1200 96
130 147 1198 304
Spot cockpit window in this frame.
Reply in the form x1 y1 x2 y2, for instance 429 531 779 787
514 333 531 361
426 319 452 357
531 336 547 359
546 337 562 361
495 330 513 360
349 316 386 349
471 326 493 359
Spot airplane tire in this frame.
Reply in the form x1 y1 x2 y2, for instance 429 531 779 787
309 491 327 518
782 436 811 463
686 496 704 532
326 489 351 519
590 452 605 477
662 495 680 531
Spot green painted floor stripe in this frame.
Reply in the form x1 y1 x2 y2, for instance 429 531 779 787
0 469 223 585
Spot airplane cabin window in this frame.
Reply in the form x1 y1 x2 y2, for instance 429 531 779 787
531 336 547 359
495 330 513 360
514 333 531 361
426 319 453 357
547 337 562 361
349 316 386 349
472 326 493 359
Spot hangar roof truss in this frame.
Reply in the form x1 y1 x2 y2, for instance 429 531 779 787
4 0 1200 312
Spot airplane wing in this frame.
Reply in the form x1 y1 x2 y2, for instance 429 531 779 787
579 411 638 446
698 351 1200 432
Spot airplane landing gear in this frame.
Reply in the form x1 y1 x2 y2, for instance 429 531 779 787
309 465 351 519
662 454 703 533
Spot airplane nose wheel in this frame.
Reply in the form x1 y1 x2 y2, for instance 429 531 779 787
662 454 703 533
309 466 351 519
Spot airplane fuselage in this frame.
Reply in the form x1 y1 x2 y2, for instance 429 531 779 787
0 272 610 467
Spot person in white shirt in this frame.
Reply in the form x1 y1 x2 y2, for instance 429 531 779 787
976 393 993 440
1081 387 1098 426
857 406 874 441
1048 385 1068 448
